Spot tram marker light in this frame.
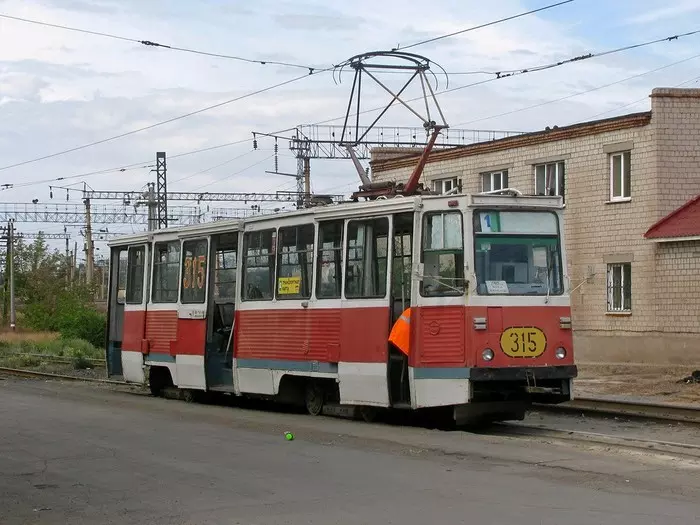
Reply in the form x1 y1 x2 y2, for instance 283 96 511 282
555 347 567 359
482 348 494 361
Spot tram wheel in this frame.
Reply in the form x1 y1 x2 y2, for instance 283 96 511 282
304 382 325 416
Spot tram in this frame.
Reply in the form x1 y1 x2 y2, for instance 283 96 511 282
105 189 576 424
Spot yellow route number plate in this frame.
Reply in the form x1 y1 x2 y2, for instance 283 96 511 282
500 327 547 358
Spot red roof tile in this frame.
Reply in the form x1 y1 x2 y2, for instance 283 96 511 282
644 194 700 240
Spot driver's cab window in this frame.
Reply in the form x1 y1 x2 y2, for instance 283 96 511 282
420 211 465 297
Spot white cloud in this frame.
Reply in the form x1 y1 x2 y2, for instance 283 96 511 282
0 0 699 251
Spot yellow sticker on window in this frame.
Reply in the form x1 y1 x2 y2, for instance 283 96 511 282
278 276 301 295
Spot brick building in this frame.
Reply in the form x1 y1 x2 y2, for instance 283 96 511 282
369 88 700 365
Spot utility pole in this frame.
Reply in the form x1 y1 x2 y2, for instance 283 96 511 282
8 219 15 331
156 151 168 229
72 242 77 282
303 157 311 208
65 225 70 284
84 198 94 283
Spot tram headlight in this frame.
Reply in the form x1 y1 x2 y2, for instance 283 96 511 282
482 348 494 361
555 347 567 360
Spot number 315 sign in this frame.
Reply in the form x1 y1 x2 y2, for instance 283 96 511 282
183 255 206 289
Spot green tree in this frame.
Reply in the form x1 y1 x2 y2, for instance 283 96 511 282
1 235 105 347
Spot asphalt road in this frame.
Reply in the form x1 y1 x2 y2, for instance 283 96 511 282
1 378 700 525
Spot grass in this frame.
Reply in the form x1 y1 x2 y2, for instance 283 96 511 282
0 330 103 370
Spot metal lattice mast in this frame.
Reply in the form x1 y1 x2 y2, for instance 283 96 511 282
156 152 168 229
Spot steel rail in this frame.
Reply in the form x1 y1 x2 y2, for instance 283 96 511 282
535 396 700 425
0 366 124 384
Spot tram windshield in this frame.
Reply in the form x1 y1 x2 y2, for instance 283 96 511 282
473 210 563 296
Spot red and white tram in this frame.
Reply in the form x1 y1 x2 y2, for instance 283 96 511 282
105 190 576 423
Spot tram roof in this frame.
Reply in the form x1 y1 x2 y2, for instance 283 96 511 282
108 190 563 246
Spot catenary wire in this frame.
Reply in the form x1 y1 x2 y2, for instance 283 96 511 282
0 13 320 72
302 28 700 129
0 68 333 173
394 0 575 51
452 52 700 126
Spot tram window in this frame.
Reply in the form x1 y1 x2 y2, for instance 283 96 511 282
421 212 465 297
152 241 181 303
125 246 145 304
181 239 208 304
214 234 237 301
316 220 343 299
277 224 314 300
116 250 128 304
242 229 276 301
345 218 389 299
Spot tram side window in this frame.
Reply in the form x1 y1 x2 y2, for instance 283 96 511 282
316 220 343 299
181 239 208 304
345 218 389 298
214 234 237 302
421 212 465 297
243 229 276 301
125 246 145 304
116 250 128 304
152 241 181 303
277 224 314 300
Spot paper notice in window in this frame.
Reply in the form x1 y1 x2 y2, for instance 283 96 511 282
486 280 509 294
532 247 548 268
278 276 301 295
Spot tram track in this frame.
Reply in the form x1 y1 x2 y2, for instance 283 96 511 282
1 366 699 459
487 421 700 462
534 397 700 425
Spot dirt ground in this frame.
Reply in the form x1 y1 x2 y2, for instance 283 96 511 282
575 363 700 405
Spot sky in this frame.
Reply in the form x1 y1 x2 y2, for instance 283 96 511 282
0 0 699 257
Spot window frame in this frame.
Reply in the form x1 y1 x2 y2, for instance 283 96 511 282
344 216 390 300
609 151 631 201
316 220 344 300
431 177 459 194
481 170 508 192
125 245 146 305
115 249 128 305
420 211 465 297
241 228 277 302
472 210 564 297
534 161 566 202
151 240 181 304
180 238 209 305
606 262 632 313
276 223 315 300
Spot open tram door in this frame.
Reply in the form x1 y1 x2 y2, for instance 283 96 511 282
106 246 128 378
106 238 149 383
387 211 415 407
204 231 238 392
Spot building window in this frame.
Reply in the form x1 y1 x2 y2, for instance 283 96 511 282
432 177 459 194
535 161 565 201
481 170 508 192
609 151 631 201
607 263 631 312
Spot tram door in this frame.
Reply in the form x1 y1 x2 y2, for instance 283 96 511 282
388 212 414 406
106 247 128 377
205 232 237 391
